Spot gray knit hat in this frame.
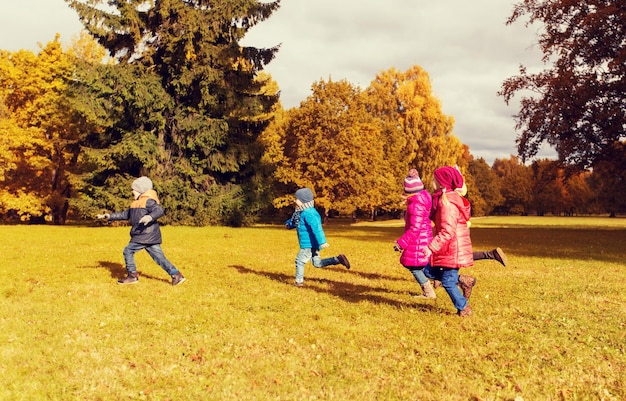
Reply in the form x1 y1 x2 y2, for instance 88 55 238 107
131 176 153 194
295 188 314 203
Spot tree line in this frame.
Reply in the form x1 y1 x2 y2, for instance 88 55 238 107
1 0 624 224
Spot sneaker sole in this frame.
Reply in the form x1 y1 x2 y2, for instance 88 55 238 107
172 277 186 286
117 280 139 285
412 294 437 299
495 247 508 267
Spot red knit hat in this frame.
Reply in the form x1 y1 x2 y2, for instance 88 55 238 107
433 166 464 191
404 169 424 194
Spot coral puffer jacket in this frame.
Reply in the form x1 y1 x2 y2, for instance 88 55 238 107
429 190 474 268
396 191 433 267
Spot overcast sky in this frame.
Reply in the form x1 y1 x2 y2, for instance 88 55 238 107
0 0 557 165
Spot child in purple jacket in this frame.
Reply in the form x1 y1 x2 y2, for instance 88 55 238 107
394 169 436 298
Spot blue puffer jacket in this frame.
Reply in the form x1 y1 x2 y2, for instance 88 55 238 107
291 206 327 249
108 190 165 245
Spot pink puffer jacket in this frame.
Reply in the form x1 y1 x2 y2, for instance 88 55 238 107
429 190 474 268
397 191 433 267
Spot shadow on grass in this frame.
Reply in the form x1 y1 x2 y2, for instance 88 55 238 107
255 225 626 265
80 261 170 284
229 264 437 312
347 270 408 282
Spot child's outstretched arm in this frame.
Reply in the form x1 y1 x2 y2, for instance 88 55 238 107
105 209 130 221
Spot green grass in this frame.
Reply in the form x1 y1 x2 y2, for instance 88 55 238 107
1 217 625 400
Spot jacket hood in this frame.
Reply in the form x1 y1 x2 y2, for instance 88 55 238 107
139 189 160 204
447 191 471 221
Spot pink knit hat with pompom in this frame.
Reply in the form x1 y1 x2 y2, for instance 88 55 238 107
404 169 424 194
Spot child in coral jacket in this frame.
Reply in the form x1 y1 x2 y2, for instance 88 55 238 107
423 167 476 316
394 169 436 299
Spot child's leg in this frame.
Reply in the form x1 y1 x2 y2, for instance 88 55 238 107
408 266 436 299
144 244 179 276
406 266 428 285
440 268 468 312
424 264 444 288
311 249 349 269
123 242 146 273
311 248 332 268
295 248 312 284
473 248 507 266
423 264 440 281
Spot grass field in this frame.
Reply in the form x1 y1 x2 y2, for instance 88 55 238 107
0 216 624 400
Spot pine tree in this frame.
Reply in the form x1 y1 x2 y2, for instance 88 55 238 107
67 0 281 225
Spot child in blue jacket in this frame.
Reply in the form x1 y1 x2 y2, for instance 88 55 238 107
285 188 350 287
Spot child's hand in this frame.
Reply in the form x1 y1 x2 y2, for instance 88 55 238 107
393 243 403 252
139 215 153 225
96 213 110 220
320 243 330 249
422 247 432 259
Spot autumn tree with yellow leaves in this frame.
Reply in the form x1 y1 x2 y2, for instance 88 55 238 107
0 36 78 223
267 66 464 218
363 65 462 190
271 79 395 218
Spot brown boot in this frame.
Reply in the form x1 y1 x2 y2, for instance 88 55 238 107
458 274 476 300
414 281 436 299
473 248 508 266
118 272 139 285
458 305 472 317
337 254 351 270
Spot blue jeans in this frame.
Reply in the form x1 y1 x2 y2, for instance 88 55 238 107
424 265 467 312
295 248 339 283
406 266 428 285
123 242 179 276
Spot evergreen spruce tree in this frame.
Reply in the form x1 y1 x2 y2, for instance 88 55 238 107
67 0 280 225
